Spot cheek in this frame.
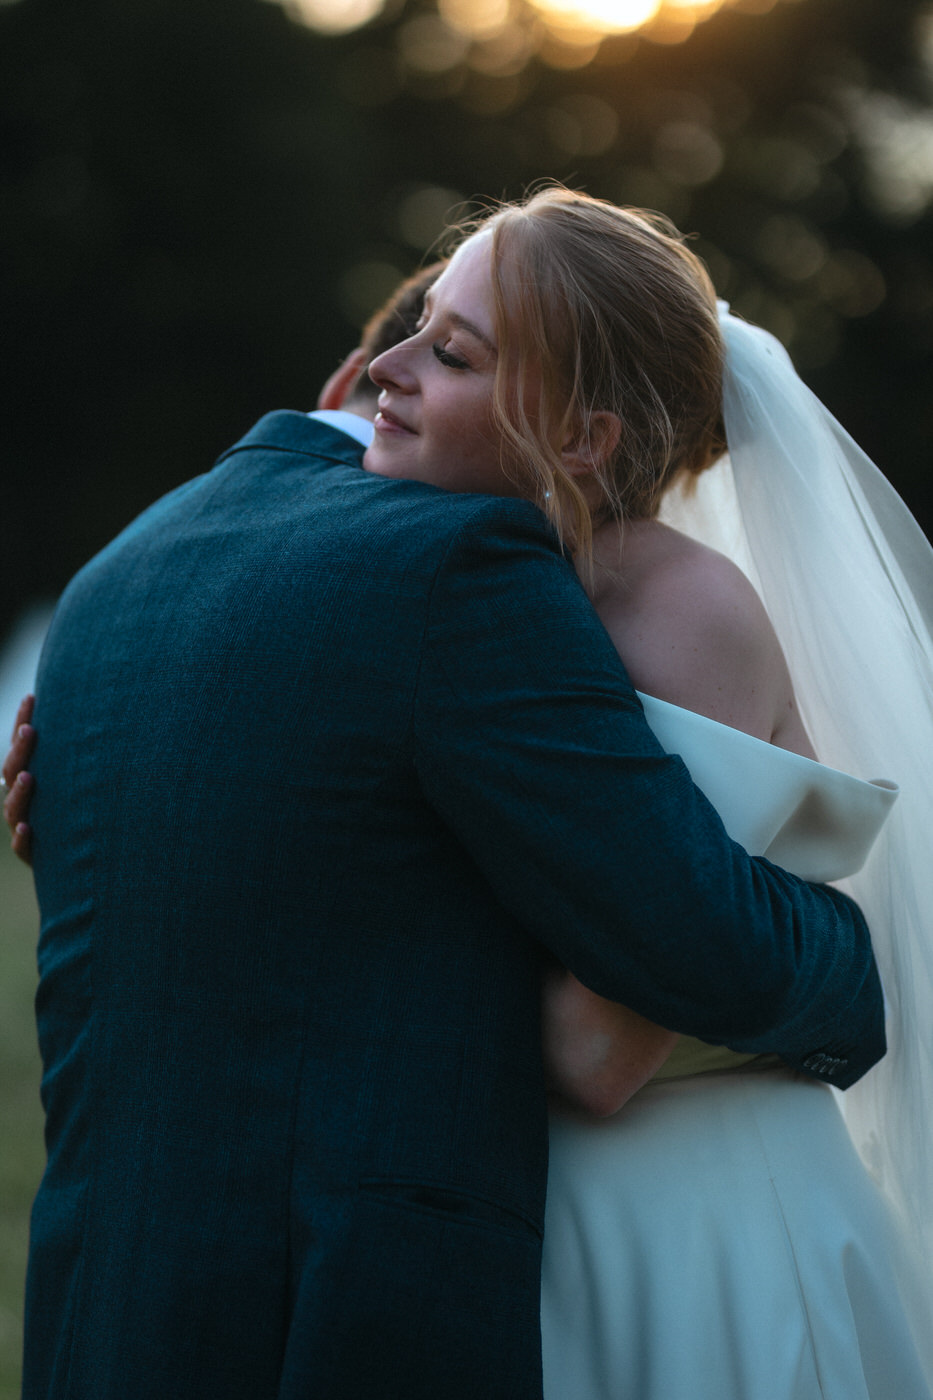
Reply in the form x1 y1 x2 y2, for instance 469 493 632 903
469 385 501 444
434 387 497 452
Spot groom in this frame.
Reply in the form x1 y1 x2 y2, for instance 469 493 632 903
17 267 884 1400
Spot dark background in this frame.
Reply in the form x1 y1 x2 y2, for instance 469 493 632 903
3 0 932 641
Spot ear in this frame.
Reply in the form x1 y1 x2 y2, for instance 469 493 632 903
316 348 369 411
560 411 622 478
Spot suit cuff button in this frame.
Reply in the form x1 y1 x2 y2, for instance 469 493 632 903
802 1051 848 1079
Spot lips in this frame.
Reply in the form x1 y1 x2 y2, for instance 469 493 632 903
375 402 416 435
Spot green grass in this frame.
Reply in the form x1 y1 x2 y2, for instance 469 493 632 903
0 843 43 1400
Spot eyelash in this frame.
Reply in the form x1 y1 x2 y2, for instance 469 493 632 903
432 344 469 371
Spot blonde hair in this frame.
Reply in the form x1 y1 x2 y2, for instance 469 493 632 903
453 189 725 562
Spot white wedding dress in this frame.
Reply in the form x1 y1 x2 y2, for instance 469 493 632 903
541 694 933 1400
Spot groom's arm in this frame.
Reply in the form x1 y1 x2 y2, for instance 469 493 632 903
413 500 885 1090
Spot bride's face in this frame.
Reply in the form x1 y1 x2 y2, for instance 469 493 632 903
364 234 529 498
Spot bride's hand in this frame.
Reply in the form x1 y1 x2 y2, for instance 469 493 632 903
542 968 679 1117
2 694 36 865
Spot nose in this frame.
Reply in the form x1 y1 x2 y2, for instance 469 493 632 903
368 335 419 395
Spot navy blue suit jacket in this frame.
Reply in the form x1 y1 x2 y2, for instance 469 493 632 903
24 412 884 1398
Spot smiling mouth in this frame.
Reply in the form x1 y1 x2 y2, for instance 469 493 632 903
375 405 416 435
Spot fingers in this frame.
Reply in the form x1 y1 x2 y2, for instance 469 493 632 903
3 770 35 866
4 766 34 826
3 694 37 866
10 815 32 866
9 693 35 745
3 771 34 866
2 704 37 793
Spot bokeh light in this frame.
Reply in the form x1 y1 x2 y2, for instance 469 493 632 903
844 88 933 224
397 15 470 72
338 257 409 323
530 0 662 40
270 0 799 55
393 183 467 247
274 0 385 35
439 0 511 39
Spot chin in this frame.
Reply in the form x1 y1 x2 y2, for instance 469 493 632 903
362 446 396 477
365 448 430 485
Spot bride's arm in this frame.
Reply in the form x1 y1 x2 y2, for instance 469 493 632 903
543 966 679 1116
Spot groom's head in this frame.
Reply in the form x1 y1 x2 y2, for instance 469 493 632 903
317 261 447 420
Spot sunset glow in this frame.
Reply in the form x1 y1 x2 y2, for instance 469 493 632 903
274 0 789 45
531 0 662 38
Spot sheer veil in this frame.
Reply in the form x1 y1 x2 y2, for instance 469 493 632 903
660 305 933 1270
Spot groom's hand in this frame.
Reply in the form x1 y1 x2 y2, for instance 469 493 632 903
2 694 36 865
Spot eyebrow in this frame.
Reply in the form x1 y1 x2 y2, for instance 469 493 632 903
450 313 497 359
422 291 497 359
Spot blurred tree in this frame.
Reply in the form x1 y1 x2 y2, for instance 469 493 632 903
1 0 382 637
1 0 931 641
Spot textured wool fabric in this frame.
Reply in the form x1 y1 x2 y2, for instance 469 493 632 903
24 412 883 1398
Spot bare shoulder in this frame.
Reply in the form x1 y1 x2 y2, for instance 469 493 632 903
650 535 773 662
590 521 814 753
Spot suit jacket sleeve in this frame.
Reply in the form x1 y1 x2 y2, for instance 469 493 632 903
411 500 885 1090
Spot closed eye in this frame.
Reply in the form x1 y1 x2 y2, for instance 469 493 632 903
433 343 469 370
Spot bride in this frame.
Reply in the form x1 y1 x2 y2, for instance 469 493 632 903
7 187 932 1397
362 187 933 1398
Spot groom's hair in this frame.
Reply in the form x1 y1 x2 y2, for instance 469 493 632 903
343 260 447 412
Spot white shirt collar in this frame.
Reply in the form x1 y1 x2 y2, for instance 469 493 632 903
306 409 374 449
